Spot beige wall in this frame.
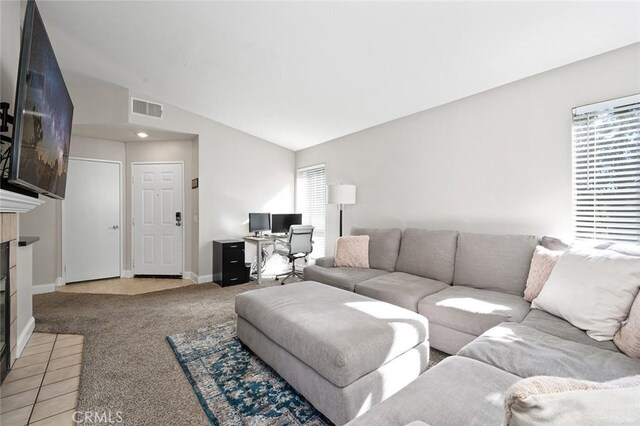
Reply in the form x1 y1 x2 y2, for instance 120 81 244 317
0 0 22 107
296 43 640 255
191 137 199 274
71 136 126 162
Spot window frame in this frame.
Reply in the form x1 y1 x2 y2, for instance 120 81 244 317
571 94 640 243
296 163 327 258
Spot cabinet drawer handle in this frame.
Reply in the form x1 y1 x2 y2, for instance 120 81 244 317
229 260 238 264
230 278 238 281
229 245 238 248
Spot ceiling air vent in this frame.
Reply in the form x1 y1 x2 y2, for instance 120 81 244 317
131 98 163 119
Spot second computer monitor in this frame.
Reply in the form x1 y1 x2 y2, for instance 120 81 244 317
271 213 302 234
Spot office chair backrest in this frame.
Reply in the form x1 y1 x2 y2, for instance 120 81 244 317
288 225 314 254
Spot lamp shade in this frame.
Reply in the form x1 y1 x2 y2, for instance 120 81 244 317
327 184 356 205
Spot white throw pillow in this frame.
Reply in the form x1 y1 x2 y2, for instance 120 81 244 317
531 246 640 341
334 235 370 268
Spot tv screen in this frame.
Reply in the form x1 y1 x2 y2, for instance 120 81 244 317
9 0 73 199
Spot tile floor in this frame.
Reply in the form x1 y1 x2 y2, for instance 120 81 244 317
1 332 84 426
56 277 194 295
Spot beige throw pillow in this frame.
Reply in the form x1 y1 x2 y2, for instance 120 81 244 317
505 375 640 425
614 292 640 358
334 235 369 268
523 246 562 302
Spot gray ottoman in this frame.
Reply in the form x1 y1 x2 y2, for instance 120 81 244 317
235 281 430 425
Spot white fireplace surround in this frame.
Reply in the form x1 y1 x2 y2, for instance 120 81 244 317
1 188 42 363
0 189 45 213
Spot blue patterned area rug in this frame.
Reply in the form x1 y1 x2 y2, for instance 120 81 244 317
167 321 332 425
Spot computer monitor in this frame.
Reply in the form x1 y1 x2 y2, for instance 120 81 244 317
249 213 271 235
271 213 303 234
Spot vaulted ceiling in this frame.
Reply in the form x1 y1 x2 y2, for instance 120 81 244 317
38 1 640 150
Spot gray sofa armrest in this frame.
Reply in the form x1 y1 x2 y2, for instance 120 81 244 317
314 256 335 268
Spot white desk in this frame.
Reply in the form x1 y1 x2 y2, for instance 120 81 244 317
243 235 287 283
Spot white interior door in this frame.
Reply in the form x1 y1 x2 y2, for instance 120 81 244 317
132 163 183 275
64 158 121 283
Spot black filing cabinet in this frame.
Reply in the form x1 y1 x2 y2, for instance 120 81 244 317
212 239 247 286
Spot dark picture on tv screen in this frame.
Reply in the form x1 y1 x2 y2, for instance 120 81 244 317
9 0 73 199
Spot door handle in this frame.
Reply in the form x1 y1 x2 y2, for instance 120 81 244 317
176 211 182 227
108 225 119 230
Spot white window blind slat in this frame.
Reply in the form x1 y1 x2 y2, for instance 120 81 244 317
296 164 326 258
572 96 640 243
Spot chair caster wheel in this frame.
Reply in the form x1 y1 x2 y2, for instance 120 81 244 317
275 277 279 281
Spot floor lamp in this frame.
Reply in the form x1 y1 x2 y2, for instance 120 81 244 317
327 184 356 237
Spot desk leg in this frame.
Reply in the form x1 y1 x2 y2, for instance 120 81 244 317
256 241 262 284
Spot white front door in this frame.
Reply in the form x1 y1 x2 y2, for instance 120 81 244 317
132 163 183 275
64 158 121 283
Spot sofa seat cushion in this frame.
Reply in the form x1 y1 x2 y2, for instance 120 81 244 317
458 323 640 382
521 308 619 352
453 233 539 295
345 356 520 426
235 282 430 388
417 286 531 336
303 264 389 292
355 272 449 312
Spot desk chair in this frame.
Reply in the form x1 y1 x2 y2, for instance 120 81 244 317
275 225 314 284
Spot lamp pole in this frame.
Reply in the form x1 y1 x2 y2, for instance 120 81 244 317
327 184 356 239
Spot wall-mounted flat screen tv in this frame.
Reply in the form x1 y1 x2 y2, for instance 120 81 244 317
9 0 73 199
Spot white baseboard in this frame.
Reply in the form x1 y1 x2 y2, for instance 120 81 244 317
122 270 134 278
16 316 35 357
197 274 213 284
33 283 57 294
55 277 65 287
182 271 198 284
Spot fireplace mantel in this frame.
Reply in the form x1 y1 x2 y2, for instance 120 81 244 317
0 189 44 213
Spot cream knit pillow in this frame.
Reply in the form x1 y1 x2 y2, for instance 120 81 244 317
334 235 369 268
614 292 640 358
523 246 562 302
505 375 640 425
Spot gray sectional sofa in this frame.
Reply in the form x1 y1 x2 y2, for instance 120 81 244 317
305 227 538 354
303 227 640 425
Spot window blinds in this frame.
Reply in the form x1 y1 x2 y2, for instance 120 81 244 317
572 95 640 242
296 164 326 257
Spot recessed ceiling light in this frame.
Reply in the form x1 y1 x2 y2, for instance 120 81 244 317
136 132 149 138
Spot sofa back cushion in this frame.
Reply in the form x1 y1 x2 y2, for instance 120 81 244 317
350 227 403 272
395 229 459 283
453 233 539 295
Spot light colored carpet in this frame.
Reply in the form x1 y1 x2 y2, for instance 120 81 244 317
33 278 447 425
